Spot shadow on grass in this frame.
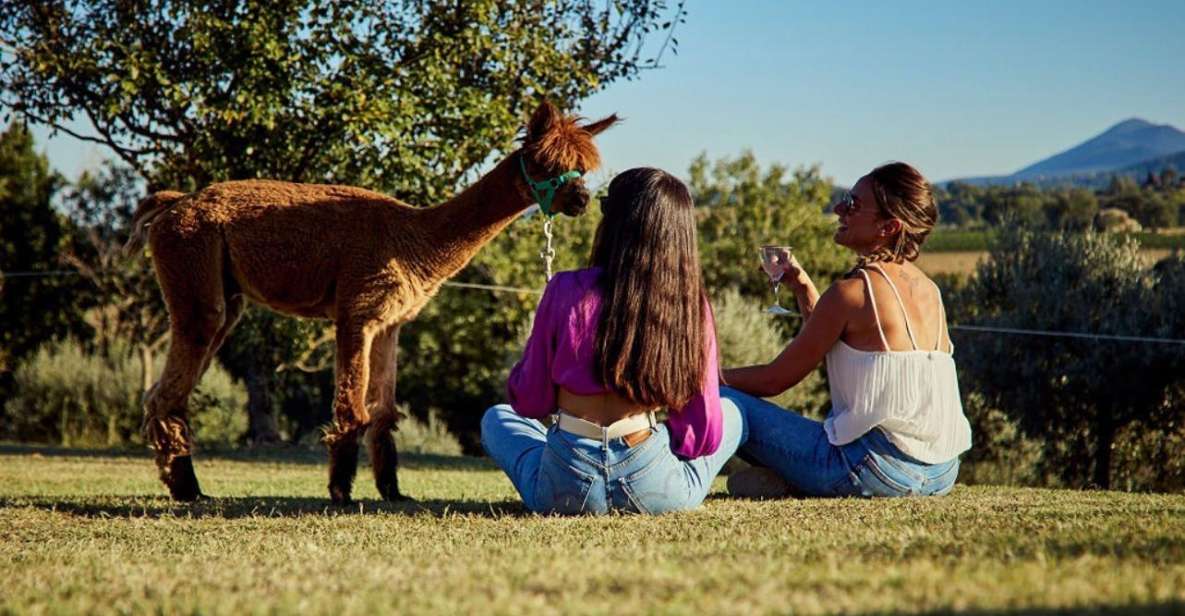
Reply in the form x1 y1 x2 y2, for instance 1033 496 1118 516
869 603 1185 615
0 494 530 519
0 443 494 471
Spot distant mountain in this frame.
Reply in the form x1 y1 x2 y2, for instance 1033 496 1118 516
1015 119 1185 179
1116 149 1185 178
946 119 1185 187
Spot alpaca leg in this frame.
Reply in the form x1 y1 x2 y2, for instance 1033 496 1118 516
145 331 216 501
197 293 245 379
364 325 408 501
144 231 228 501
325 320 375 505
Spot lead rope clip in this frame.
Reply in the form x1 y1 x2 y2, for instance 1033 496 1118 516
541 218 556 282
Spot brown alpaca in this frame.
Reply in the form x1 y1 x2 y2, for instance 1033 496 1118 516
126 102 619 504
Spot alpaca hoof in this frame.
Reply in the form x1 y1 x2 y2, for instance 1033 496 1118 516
382 489 413 503
376 474 405 502
329 485 353 506
166 456 205 502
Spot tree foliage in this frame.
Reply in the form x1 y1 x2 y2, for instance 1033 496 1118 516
59 162 170 391
935 177 1185 231
0 122 87 373
1 0 685 443
1 0 684 198
690 151 849 299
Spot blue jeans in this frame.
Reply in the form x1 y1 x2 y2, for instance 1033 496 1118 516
480 400 746 515
722 387 959 497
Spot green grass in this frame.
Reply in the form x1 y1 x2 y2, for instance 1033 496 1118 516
3 445 1185 615
926 229 1185 253
926 230 996 252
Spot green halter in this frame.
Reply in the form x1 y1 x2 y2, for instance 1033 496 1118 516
520 155 582 218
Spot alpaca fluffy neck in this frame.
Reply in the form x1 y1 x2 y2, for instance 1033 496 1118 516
414 152 534 283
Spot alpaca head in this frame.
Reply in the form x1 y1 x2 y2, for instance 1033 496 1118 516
520 101 620 217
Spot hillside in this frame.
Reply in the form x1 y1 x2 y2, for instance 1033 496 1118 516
1014 118 1185 179
949 119 1185 188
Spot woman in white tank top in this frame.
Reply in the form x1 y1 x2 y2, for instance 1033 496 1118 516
722 162 972 498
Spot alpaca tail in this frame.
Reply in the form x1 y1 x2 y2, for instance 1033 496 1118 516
124 191 186 255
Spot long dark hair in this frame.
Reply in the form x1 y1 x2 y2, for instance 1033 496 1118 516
591 168 707 410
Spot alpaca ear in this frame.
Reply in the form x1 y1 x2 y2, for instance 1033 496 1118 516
528 101 562 139
582 114 620 136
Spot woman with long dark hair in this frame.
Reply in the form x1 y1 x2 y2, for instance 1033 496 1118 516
724 162 971 498
481 167 744 514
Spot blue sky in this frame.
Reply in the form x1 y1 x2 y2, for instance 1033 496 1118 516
32 1 1185 187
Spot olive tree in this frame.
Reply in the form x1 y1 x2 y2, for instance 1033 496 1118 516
956 226 1185 489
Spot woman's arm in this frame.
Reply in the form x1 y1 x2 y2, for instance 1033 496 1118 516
771 249 821 320
506 276 564 418
722 278 861 398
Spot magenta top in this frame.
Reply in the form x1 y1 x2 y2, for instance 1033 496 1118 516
507 267 723 459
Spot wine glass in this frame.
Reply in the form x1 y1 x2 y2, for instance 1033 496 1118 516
760 245 794 315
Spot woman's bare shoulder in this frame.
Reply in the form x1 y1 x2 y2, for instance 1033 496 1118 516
824 274 868 309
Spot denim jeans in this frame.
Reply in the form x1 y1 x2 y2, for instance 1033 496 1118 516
480 399 746 514
721 387 959 497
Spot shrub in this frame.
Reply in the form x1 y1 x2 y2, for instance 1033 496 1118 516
394 406 463 456
955 393 1046 487
954 227 1185 490
4 338 246 447
292 404 463 457
712 287 828 417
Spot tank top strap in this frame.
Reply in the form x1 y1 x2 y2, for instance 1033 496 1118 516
932 279 950 353
855 268 891 352
866 264 919 351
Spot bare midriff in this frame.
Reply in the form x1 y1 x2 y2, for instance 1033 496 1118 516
557 388 656 429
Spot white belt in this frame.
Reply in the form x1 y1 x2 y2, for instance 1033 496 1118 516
555 410 657 440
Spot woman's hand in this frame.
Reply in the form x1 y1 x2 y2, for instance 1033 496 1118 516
780 253 813 292
766 249 819 319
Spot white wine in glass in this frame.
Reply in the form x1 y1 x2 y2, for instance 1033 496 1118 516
760 245 794 315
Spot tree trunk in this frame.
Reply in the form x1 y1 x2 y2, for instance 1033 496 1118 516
245 365 281 445
138 344 154 393
1092 410 1115 490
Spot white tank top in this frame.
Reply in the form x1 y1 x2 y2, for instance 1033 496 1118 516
822 265 972 464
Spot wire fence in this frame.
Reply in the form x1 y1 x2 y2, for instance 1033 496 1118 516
4 268 1185 345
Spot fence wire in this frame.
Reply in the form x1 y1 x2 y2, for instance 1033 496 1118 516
4 268 1185 345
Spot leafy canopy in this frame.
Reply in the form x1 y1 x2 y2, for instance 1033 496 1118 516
1 0 684 200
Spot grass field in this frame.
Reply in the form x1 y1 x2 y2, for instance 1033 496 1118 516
925 229 1185 253
3 445 1185 614
915 249 1174 276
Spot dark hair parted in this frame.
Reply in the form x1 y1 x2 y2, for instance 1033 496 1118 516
865 162 938 264
591 168 708 410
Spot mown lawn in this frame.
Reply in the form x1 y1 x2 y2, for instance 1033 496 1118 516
2 444 1184 615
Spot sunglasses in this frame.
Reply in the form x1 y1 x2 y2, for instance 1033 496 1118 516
834 191 857 215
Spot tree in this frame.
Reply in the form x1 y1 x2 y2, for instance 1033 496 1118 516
956 228 1183 489
1 0 685 443
1045 188 1098 231
981 184 1046 228
689 151 849 299
0 122 87 374
58 162 169 394
935 181 987 229
1 0 684 197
